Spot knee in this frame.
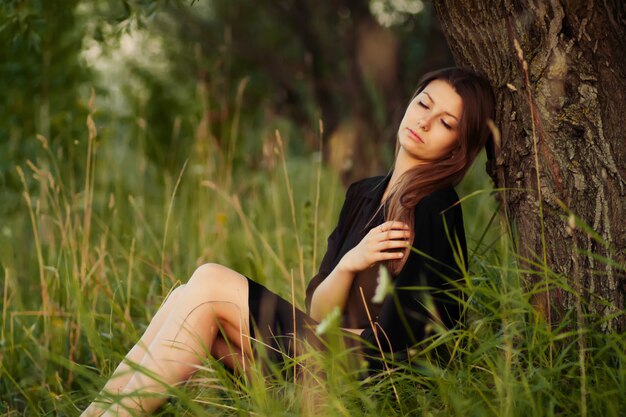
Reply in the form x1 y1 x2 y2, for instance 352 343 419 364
184 263 248 322
169 284 186 299
193 262 230 277
187 263 229 292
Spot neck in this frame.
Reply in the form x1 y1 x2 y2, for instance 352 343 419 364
383 148 423 201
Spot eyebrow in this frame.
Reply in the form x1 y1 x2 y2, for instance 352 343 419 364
423 92 460 121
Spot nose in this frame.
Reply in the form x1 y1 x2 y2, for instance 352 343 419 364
417 117 431 131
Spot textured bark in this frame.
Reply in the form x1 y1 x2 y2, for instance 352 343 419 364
433 0 626 330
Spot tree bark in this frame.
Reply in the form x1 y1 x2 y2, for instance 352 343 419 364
433 0 626 330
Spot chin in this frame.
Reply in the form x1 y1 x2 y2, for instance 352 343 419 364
399 136 420 153
397 143 423 163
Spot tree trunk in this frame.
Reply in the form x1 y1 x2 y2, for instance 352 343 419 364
433 0 626 330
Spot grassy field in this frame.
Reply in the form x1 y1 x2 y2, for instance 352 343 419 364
1 101 625 416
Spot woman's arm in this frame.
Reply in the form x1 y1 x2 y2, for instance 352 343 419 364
308 262 356 322
309 220 411 322
359 193 467 355
305 183 357 316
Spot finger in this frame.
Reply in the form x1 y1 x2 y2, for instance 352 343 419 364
376 230 411 241
380 221 410 231
377 251 405 261
377 240 410 251
372 222 410 241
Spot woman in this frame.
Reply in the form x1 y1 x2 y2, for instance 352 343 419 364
82 66 496 416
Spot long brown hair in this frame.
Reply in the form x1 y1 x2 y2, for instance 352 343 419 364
382 67 496 275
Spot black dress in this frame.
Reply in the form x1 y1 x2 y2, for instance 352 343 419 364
246 172 467 369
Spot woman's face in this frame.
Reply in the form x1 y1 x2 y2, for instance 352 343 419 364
397 79 463 164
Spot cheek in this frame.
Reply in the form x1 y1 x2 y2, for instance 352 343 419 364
397 117 405 132
435 131 460 153
444 129 460 145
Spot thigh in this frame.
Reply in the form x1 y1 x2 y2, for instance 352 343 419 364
184 263 254 355
211 334 246 371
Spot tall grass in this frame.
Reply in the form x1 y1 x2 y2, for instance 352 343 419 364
1 87 625 416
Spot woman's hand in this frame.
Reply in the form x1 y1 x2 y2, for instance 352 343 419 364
338 221 411 274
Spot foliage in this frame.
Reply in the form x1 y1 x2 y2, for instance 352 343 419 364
1 92 625 416
1 2 624 416
1 0 443 202
1 0 87 212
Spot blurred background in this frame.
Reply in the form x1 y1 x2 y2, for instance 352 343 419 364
1 0 455 200
0 2 499 413
4 3 624 415
1 0 470 293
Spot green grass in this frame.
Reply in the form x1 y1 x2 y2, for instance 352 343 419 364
1 100 625 416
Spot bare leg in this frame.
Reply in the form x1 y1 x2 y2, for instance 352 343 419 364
211 334 247 374
81 285 188 416
99 263 252 416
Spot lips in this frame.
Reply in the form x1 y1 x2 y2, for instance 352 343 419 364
407 128 424 143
